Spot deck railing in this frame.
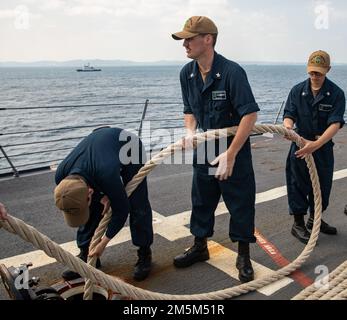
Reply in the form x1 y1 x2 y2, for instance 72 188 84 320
0 100 287 177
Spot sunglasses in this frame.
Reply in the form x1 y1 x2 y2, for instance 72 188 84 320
308 71 324 78
185 34 209 42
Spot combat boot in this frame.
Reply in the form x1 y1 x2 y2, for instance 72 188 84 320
236 242 254 283
291 223 311 244
133 247 152 281
62 248 101 281
236 254 254 283
173 237 209 268
306 216 337 235
291 214 311 244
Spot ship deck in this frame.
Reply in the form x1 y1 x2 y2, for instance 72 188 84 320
1 129 347 300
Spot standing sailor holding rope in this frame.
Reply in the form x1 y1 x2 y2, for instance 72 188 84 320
172 16 259 283
54 127 153 281
283 50 346 244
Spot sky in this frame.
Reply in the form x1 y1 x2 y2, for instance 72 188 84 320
1 0 347 63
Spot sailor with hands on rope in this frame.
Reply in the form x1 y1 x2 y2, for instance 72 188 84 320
54 127 154 281
283 50 346 244
172 16 259 283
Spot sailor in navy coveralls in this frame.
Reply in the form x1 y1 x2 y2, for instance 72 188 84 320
172 16 259 283
283 50 346 244
54 127 153 281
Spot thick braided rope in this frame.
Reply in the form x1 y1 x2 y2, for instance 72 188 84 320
83 210 112 300
322 278 347 300
84 125 290 300
292 261 347 300
315 265 347 300
331 283 347 300
0 124 324 300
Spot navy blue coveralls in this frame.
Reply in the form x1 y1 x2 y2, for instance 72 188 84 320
283 78 346 215
55 127 153 250
180 52 260 243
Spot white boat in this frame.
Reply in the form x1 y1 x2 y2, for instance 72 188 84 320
76 63 101 72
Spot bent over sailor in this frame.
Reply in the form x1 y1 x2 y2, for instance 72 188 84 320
54 127 153 281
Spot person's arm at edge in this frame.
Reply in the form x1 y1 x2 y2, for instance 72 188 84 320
0 202 8 220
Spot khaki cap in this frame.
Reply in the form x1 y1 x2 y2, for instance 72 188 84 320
54 177 89 227
172 16 218 40
307 50 331 74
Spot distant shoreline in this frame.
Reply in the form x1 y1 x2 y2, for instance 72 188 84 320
2 64 347 69
1 61 347 68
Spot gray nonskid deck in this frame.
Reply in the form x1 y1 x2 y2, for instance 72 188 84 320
1 129 347 300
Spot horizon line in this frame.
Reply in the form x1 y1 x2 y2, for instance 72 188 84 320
1 59 347 66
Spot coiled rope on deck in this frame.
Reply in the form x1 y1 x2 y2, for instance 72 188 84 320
0 124 325 300
292 261 347 300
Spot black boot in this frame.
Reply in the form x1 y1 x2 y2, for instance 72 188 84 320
133 247 152 281
306 216 337 235
173 237 209 268
62 248 101 281
291 214 311 244
236 242 254 283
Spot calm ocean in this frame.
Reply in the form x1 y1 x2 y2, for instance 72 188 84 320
0 65 346 173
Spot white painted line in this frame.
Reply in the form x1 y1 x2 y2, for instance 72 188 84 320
256 186 287 204
0 211 174 269
0 227 133 270
207 241 293 296
333 169 347 181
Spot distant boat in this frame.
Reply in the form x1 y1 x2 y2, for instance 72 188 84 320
76 63 101 72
